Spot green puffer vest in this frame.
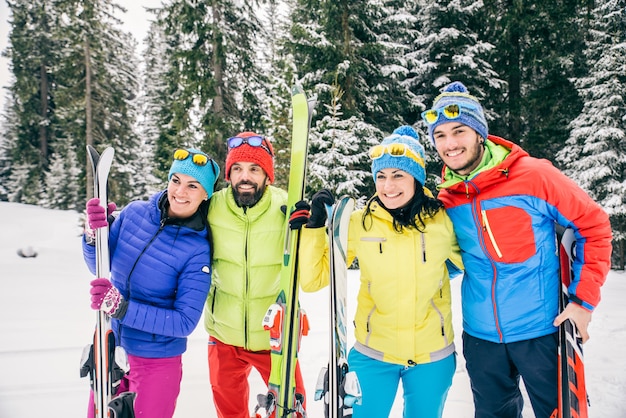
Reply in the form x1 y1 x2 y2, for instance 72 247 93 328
204 185 287 351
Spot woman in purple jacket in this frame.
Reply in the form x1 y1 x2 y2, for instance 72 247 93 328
83 148 219 418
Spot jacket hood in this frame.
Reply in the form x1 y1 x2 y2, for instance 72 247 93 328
438 135 529 194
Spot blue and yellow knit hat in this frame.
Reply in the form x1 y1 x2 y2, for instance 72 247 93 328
168 148 219 198
426 81 488 144
371 125 426 185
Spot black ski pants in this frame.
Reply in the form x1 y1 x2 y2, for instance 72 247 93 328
462 331 559 418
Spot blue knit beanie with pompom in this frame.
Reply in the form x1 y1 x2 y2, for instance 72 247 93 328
371 125 426 185
427 81 488 144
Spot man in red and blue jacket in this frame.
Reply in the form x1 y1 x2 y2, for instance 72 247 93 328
422 81 612 418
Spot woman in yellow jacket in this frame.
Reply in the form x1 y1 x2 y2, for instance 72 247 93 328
296 126 463 418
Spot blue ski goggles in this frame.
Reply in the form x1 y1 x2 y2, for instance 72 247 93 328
227 135 273 156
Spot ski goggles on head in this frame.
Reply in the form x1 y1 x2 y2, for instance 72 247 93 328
227 135 273 156
421 103 478 125
173 149 219 176
369 142 425 168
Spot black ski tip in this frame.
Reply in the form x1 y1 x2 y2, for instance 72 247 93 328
87 145 101 170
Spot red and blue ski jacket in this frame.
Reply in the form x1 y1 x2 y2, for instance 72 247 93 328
83 191 212 358
437 135 612 344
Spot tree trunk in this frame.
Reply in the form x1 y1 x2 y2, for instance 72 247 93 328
210 1 227 161
340 0 355 112
39 63 49 167
507 0 522 141
85 37 94 199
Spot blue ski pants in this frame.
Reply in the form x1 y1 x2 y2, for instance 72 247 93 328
348 347 456 418
463 331 558 418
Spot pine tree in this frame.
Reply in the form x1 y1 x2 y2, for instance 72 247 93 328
556 0 626 268
413 0 504 133
249 1 294 190
54 0 141 205
308 80 381 200
141 19 178 184
481 0 587 159
3 0 59 204
43 139 81 210
3 0 141 206
154 0 271 173
288 0 415 132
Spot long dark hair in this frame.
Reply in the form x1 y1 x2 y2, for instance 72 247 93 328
362 180 444 233
198 199 214 260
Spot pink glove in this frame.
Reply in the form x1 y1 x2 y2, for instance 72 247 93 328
86 198 116 230
90 278 127 318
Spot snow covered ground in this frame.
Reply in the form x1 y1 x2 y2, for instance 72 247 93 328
0 201 624 417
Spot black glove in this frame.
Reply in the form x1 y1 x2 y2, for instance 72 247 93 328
288 201 311 230
307 189 335 228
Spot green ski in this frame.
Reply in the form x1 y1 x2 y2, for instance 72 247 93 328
255 86 316 418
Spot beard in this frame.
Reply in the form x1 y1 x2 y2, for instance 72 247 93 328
446 137 485 176
232 180 266 207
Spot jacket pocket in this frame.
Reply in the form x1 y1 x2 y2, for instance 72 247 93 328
360 236 386 254
480 206 535 263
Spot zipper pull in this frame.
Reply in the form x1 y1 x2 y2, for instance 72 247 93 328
481 210 503 258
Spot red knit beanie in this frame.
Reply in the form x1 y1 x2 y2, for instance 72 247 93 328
225 131 275 183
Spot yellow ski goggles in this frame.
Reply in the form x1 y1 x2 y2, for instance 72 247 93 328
421 103 478 125
173 149 218 177
368 142 425 168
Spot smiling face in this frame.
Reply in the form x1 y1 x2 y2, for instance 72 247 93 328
229 161 269 207
432 121 484 176
167 173 207 218
375 168 415 209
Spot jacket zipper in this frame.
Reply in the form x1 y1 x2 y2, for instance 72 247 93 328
481 210 503 258
244 216 250 349
473 202 503 342
365 281 375 345
430 298 448 346
122 220 166 342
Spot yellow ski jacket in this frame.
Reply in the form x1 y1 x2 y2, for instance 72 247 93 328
299 196 463 365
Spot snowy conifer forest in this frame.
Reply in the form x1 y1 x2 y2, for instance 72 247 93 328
0 0 625 265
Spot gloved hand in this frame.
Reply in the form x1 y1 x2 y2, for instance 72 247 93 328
90 278 128 319
307 189 335 228
288 201 311 230
86 198 116 230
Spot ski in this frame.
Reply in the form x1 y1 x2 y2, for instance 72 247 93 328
256 86 316 418
554 227 588 418
85 145 116 418
314 196 361 418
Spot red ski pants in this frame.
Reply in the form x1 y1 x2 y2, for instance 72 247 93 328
208 336 306 418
